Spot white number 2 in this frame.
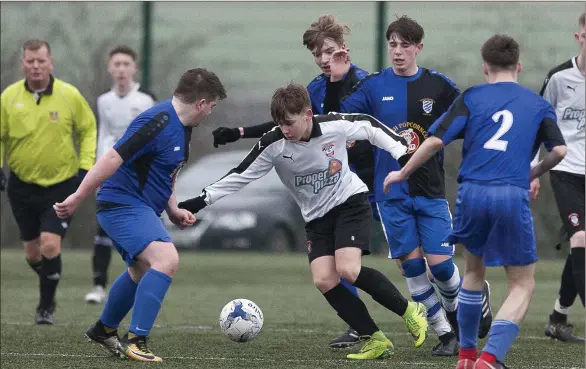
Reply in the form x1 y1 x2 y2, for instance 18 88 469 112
484 110 513 152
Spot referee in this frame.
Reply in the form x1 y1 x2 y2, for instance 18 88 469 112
0 40 97 324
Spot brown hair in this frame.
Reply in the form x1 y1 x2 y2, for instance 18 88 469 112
579 13 585 28
173 68 227 104
270 83 311 125
22 39 51 56
109 45 137 61
386 15 424 44
481 34 520 71
302 14 350 51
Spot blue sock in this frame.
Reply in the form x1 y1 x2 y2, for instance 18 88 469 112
99 269 138 328
457 288 483 348
483 320 520 362
429 258 461 312
128 269 172 337
341 278 359 297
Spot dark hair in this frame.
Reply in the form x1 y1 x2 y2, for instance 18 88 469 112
109 45 137 61
302 14 350 51
385 15 424 44
270 83 311 125
173 68 227 104
580 13 585 28
22 39 51 56
481 34 520 71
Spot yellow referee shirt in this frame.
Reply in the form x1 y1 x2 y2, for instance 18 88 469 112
1 76 96 187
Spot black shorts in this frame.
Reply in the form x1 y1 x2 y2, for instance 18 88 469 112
7 172 79 241
305 192 372 263
94 224 114 247
550 170 585 239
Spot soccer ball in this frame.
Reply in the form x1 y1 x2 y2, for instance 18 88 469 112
219 298 264 342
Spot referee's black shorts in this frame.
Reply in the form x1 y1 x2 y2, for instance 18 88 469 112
550 170 585 240
7 172 79 241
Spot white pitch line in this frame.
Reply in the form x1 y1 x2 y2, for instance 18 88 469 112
0 352 582 369
0 321 560 341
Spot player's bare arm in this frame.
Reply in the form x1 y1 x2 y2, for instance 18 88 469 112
54 148 124 218
530 145 568 180
383 136 444 193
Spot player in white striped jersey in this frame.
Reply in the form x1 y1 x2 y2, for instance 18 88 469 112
84 46 156 305
179 83 429 360
538 13 585 343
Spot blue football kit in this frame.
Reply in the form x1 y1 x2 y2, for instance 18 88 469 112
429 82 566 266
333 66 460 258
97 99 191 265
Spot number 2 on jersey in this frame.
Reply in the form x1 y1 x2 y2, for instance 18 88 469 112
484 109 513 152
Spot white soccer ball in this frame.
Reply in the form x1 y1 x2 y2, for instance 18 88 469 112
219 298 264 342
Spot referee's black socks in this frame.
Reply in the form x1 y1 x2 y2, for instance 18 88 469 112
571 247 585 306
39 254 62 310
323 283 378 336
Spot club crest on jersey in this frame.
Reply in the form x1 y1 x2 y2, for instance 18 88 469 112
322 142 335 157
49 111 59 122
420 98 435 115
295 159 342 194
569 213 580 227
393 122 428 154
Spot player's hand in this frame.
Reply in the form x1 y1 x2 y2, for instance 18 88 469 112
329 49 350 82
529 177 540 200
54 192 82 219
0 168 6 191
178 195 207 214
168 208 196 230
213 127 241 148
383 170 408 194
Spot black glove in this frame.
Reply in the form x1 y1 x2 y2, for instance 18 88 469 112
212 127 241 148
178 195 207 214
0 168 6 191
77 169 88 183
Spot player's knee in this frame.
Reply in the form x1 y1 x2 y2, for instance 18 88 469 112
395 259 406 277
428 257 456 282
335 263 360 284
570 231 585 248
39 233 61 258
312 274 338 293
150 246 179 277
23 239 41 262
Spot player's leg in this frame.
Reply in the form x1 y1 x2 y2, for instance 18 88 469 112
121 240 177 362
545 252 584 342
85 224 112 304
378 198 448 351
310 255 393 360
475 183 538 369
476 264 535 368
338 194 428 348
456 248 486 369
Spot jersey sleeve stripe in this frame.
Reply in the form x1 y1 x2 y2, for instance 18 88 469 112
116 112 169 161
432 95 470 139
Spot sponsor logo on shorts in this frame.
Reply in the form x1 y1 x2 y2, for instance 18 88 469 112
306 240 312 253
568 212 580 227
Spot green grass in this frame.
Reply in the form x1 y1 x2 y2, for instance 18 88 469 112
1 249 584 369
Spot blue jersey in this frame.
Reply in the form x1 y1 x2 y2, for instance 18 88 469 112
307 64 369 114
336 67 460 201
429 82 565 189
97 99 191 215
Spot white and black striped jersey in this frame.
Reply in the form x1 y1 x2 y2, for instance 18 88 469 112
540 57 585 175
200 114 408 222
96 83 156 160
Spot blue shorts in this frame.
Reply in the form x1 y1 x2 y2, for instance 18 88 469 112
450 182 536 267
97 205 172 266
377 196 454 259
